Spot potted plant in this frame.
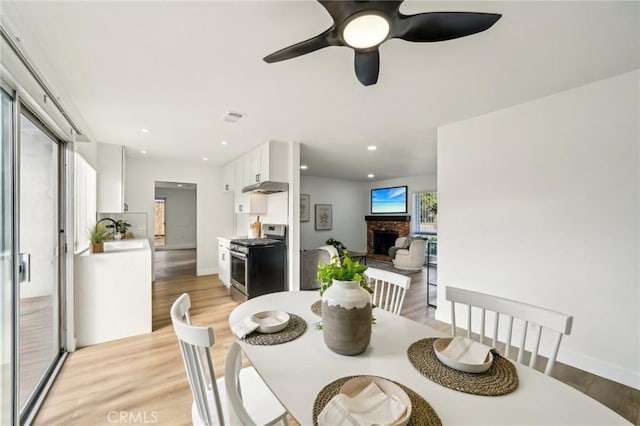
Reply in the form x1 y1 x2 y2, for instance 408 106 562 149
105 220 132 240
89 223 109 253
317 251 373 355
325 237 346 252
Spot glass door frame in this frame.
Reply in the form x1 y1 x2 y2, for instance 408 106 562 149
10 89 68 425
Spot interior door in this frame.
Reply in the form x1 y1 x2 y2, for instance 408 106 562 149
17 111 63 418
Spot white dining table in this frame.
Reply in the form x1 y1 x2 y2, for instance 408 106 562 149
229 291 628 426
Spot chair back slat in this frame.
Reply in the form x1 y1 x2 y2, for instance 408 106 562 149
171 293 224 425
517 320 528 363
366 268 411 316
529 325 543 368
492 313 499 348
446 286 573 375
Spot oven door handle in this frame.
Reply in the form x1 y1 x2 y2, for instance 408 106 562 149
231 251 247 259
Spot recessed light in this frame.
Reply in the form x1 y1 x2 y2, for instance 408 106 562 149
368 174 375 178
177 184 183 187
367 145 377 151
141 128 150 133
221 141 228 145
140 150 147 154
300 165 308 170
202 157 208 161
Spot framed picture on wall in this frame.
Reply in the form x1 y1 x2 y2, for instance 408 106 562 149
300 194 310 222
315 204 332 230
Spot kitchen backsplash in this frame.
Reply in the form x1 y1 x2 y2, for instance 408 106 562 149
235 191 288 237
98 212 148 238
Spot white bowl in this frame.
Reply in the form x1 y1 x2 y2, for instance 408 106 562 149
433 337 494 373
339 376 411 426
250 311 290 334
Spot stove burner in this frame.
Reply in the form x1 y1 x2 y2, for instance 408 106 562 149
231 238 283 247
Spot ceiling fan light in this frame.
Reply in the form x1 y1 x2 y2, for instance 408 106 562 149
343 14 389 49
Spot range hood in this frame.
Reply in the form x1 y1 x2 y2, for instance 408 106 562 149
241 181 289 194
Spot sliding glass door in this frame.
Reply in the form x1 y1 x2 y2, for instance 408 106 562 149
1 89 15 425
17 110 64 420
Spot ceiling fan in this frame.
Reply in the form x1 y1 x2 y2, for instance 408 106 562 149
263 0 501 86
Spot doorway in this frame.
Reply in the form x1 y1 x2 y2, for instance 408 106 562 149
153 182 197 279
154 198 166 248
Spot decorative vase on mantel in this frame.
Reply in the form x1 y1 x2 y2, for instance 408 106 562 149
321 279 372 356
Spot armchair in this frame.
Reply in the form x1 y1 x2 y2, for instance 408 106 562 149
391 237 426 271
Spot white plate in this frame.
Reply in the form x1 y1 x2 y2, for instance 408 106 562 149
433 337 494 373
250 311 290 334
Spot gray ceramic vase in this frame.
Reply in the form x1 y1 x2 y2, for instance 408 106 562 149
322 279 372 356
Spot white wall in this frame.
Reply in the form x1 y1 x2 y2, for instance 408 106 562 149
126 156 234 276
437 71 640 388
300 176 367 251
155 187 197 249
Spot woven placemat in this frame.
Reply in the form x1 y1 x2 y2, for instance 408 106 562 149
244 313 307 345
312 375 442 426
311 300 322 317
407 338 518 396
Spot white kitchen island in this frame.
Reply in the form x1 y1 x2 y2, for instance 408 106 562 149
74 238 152 347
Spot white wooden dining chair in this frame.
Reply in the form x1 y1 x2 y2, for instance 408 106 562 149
365 267 411 315
170 293 288 425
225 342 289 426
446 286 573 375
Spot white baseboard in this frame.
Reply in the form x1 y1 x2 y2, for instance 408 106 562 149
156 243 196 251
197 267 217 276
558 348 640 390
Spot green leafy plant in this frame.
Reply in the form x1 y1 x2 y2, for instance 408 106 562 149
325 237 346 252
89 223 110 244
105 220 131 235
317 250 373 296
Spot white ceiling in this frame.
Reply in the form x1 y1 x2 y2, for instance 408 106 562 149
2 1 639 181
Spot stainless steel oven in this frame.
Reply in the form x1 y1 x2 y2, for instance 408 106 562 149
230 250 248 301
229 224 287 302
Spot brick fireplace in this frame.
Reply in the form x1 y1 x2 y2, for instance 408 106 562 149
365 215 411 261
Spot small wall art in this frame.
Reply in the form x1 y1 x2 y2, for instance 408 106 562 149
315 204 332 230
300 194 310 222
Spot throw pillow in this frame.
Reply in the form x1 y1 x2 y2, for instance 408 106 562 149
401 237 414 249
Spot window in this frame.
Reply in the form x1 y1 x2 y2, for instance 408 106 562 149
412 192 437 235
74 153 96 253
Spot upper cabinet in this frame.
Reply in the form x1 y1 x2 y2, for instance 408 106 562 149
239 141 288 187
224 141 289 214
97 143 128 212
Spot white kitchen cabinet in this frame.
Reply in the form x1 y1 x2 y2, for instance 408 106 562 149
234 192 267 214
222 161 235 192
218 237 231 287
244 141 288 185
97 143 128 212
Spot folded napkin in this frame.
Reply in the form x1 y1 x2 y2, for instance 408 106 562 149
442 337 491 364
231 316 259 339
318 381 407 426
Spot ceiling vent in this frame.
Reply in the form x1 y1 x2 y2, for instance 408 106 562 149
223 111 245 123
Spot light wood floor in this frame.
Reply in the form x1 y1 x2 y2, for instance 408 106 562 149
154 248 196 280
34 259 640 425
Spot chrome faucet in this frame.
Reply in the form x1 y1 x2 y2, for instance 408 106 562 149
96 217 118 236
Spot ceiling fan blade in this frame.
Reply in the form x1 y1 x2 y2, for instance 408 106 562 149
394 12 501 42
264 30 335 63
354 49 380 86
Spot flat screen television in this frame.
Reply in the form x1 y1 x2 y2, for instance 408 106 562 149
371 185 408 214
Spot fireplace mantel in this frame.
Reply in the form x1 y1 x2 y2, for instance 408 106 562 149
364 215 411 222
